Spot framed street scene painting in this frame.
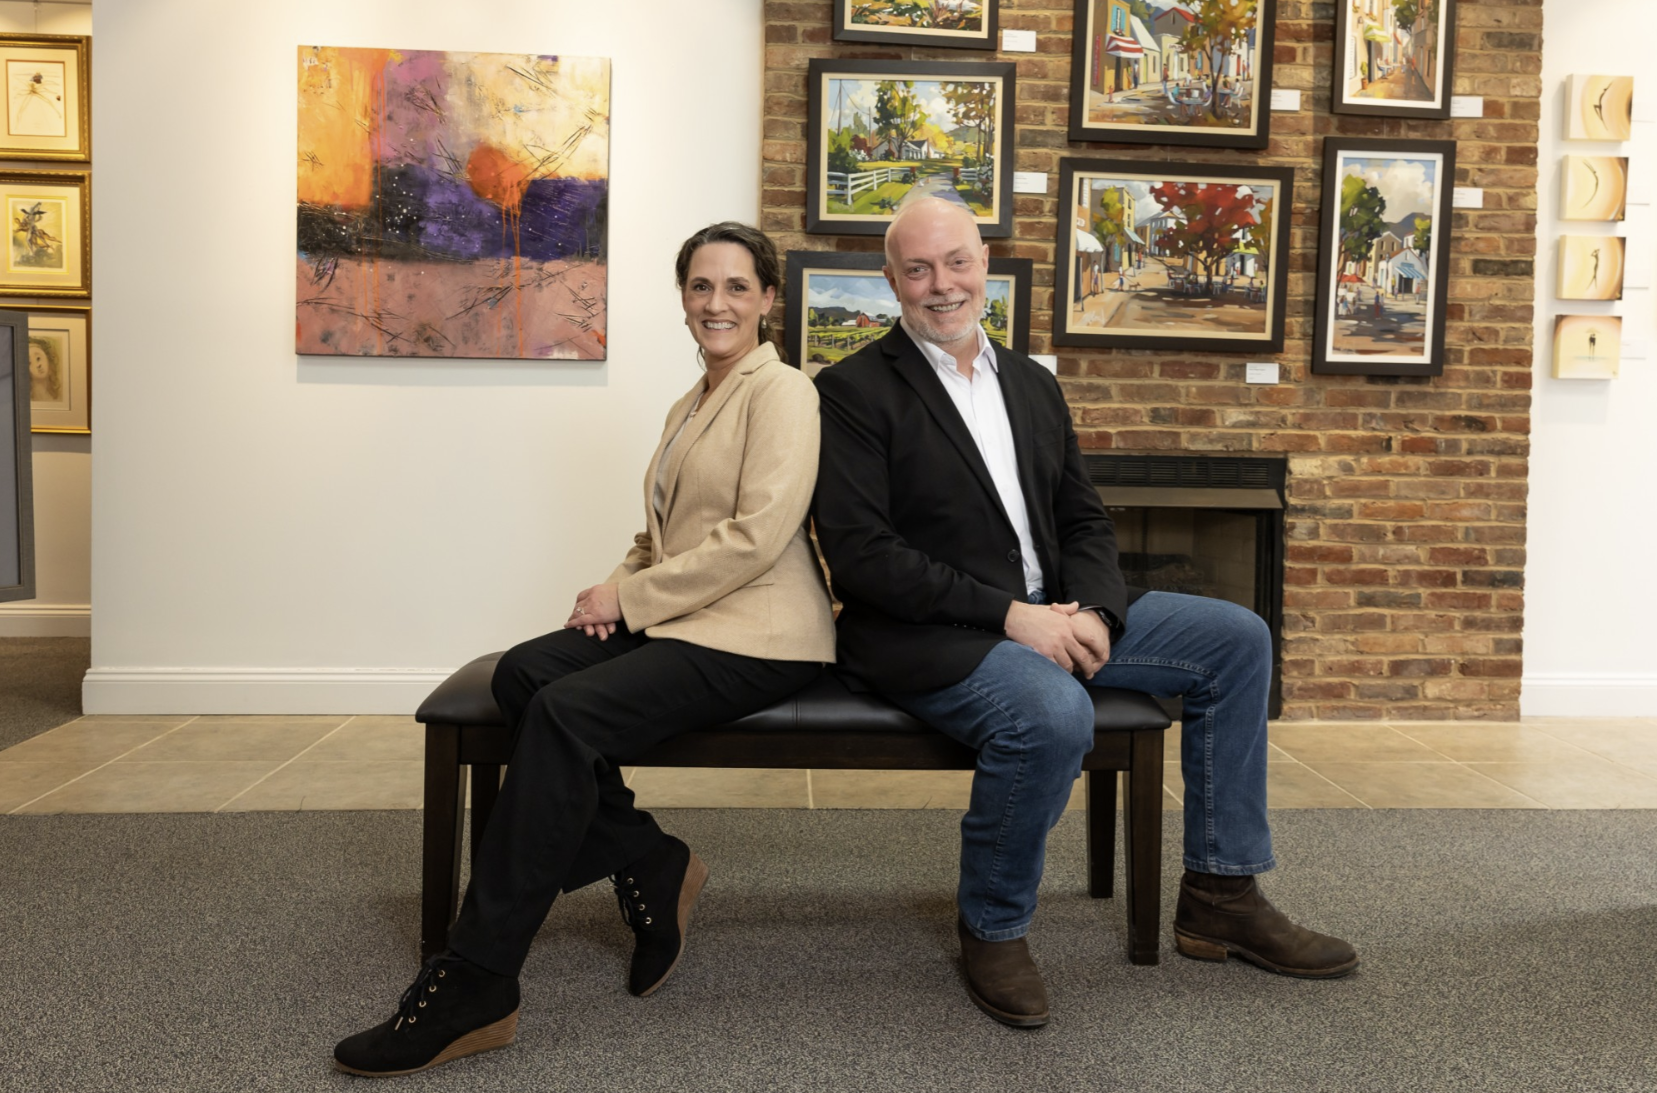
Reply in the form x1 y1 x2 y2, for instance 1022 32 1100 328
0 34 89 161
1052 158 1292 352
25 305 88 434
806 59 1015 237
1332 0 1456 119
1312 138 1456 376
0 170 88 298
785 250 1032 377
1067 0 1275 149
832 0 999 50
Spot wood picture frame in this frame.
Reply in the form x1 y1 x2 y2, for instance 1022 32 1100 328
832 0 1000 50
806 59 1016 238
784 250 1033 377
1331 0 1456 120
1052 157 1293 352
1067 0 1275 149
0 169 89 298
1311 137 1457 377
0 308 35 604
0 33 90 161
24 304 88 434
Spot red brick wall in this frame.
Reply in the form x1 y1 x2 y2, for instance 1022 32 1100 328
762 0 1541 719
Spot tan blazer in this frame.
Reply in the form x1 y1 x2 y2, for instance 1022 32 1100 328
607 342 836 663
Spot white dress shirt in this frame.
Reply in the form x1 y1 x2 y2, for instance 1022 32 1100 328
901 318 1045 597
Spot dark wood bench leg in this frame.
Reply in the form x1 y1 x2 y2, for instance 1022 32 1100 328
1122 727 1165 965
1085 768 1117 898
421 723 466 960
469 764 502 867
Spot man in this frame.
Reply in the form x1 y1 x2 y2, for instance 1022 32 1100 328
811 198 1356 1030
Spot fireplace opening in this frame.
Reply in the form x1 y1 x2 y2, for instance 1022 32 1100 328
1084 454 1287 717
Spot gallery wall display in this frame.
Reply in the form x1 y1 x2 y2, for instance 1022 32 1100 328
832 0 999 50
23 305 87 434
783 250 1032 377
1331 0 1456 120
1067 0 1276 149
0 34 90 161
1051 158 1293 352
1557 235 1624 301
1552 314 1620 379
1312 137 1456 377
0 169 88 298
1564 74 1633 142
805 59 1015 237
296 47 611 360
1559 155 1628 221
0 309 34 604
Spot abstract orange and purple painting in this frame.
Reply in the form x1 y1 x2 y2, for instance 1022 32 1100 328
297 47 609 359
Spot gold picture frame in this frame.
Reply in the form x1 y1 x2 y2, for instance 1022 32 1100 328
0 170 89 297
0 34 90 161
25 304 88 434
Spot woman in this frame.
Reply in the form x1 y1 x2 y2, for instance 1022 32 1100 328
334 222 835 1077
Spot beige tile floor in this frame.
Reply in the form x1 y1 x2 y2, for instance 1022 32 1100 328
3 715 1656 814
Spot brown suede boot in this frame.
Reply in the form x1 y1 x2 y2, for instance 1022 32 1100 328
957 919 1050 1028
1173 871 1359 979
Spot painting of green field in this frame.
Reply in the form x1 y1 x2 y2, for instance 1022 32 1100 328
798 269 1013 376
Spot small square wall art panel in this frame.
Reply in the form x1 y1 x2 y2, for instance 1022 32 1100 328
296 47 610 359
1565 74 1633 141
1557 235 1624 301
1552 314 1620 379
1560 155 1627 222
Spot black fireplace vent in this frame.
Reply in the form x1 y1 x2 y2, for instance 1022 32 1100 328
1084 454 1285 492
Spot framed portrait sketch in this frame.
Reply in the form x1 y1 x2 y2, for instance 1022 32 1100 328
1311 138 1456 377
1051 158 1293 352
1067 0 1275 149
806 59 1015 238
832 0 999 50
0 170 89 298
24 305 87 434
0 34 89 161
0 308 34 604
1332 0 1456 119
785 250 1032 378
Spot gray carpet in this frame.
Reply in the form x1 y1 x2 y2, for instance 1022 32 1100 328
2 808 1655 1092
0 636 87 750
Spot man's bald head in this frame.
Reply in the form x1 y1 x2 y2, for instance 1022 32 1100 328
881 197 990 350
883 197 983 269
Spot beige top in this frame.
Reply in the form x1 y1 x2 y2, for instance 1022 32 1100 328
607 342 837 663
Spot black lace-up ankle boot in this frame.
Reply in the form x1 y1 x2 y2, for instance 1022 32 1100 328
333 952 519 1076
611 834 709 997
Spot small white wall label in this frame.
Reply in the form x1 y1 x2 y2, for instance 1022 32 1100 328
1246 362 1280 384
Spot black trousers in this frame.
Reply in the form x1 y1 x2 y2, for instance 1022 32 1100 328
446 624 821 977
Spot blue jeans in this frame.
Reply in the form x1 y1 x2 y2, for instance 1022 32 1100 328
890 591 1274 941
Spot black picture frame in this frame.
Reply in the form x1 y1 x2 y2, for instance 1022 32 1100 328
1331 0 1457 120
831 0 1000 51
1067 0 1276 149
784 250 1033 376
1311 137 1457 377
0 309 36 604
1051 157 1294 352
806 59 1016 238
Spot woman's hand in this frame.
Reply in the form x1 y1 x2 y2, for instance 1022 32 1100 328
565 583 622 640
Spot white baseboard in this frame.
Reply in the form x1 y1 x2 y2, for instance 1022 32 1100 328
1521 673 1657 717
81 666 457 715
0 603 91 637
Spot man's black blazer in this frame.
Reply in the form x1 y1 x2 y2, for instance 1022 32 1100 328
813 323 1143 693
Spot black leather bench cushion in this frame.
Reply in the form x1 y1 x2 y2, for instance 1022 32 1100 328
417 652 1171 734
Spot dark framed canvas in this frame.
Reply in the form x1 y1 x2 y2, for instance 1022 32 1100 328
1311 137 1456 377
806 59 1015 238
784 250 1032 377
0 309 35 604
1332 0 1456 119
1067 0 1275 149
832 0 999 50
1052 158 1292 352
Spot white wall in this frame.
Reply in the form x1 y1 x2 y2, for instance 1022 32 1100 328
1524 0 1657 715
0 0 93 636
86 0 762 712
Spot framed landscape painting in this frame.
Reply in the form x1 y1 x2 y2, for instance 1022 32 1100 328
1067 0 1275 149
1051 158 1292 352
785 250 1032 377
0 34 89 161
806 59 1015 237
0 169 88 298
1312 138 1456 377
1332 0 1456 119
24 305 87 434
833 0 999 50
